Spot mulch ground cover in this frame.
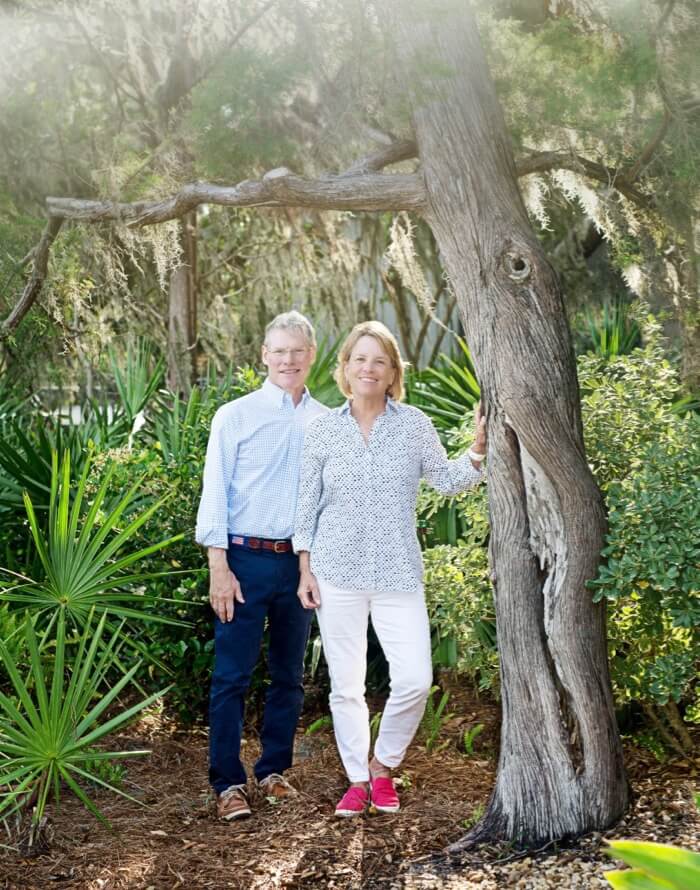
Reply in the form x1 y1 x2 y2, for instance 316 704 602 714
1 688 697 890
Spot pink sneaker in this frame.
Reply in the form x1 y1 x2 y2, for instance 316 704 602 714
370 775 400 813
335 784 369 818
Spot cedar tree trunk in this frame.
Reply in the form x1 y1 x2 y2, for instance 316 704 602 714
389 0 629 847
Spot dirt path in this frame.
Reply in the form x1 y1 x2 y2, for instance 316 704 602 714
1 697 697 889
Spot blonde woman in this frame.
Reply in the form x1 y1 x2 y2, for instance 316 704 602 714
293 321 486 817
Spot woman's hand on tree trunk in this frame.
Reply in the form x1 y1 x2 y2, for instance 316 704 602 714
472 400 487 455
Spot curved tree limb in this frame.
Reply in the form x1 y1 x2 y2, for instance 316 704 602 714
517 151 651 206
342 139 418 175
0 217 63 340
3 137 662 339
45 146 657 230
46 169 427 225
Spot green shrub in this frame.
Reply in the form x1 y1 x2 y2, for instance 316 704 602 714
579 312 682 492
588 417 700 721
422 541 498 693
581 315 699 737
0 449 184 645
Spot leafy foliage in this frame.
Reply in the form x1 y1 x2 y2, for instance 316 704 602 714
408 338 481 438
305 335 346 408
588 417 700 714
0 610 168 826
581 318 700 720
579 315 683 491
420 686 453 753
605 840 700 890
422 542 498 694
0 449 184 636
110 339 165 428
573 298 642 358
97 366 262 720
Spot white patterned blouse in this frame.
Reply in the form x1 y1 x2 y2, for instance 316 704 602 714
292 399 483 592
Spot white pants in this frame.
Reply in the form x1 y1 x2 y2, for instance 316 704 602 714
316 578 433 782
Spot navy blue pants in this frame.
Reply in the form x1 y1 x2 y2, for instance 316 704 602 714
208 544 312 793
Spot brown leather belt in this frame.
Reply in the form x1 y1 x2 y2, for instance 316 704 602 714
230 535 293 554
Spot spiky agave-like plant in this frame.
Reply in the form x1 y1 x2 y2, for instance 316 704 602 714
0 609 169 825
1 448 185 632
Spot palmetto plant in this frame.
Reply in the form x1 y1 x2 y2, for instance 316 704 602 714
152 386 205 464
110 338 165 426
408 338 480 436
305 335 345 408
0 609 169 825
0 448 185 634
576 298 642 359
0 421 83 518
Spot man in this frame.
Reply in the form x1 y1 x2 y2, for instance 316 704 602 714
195 311 327 821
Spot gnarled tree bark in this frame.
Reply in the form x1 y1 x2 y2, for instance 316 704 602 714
388 0 628 848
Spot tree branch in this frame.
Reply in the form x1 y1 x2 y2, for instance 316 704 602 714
516 151 651 207
342 139 418 175
47 142 659 229
46 168 427 225
0 217 63 339
15 139 659 341
623 108 672 188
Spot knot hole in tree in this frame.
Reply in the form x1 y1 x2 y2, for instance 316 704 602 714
503 251 532 282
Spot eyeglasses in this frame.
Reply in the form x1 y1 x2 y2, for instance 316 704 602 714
266 348 310 360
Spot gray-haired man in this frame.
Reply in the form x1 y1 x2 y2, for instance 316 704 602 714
196 311 327 820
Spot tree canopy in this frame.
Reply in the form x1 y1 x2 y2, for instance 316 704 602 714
0 0 697 386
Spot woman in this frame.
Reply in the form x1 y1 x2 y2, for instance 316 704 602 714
293 321 486 817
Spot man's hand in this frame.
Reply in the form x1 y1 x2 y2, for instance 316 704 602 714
208 548 244 622
297 570 321 610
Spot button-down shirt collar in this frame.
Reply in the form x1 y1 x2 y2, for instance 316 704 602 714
261 377 311 409
338 397 399 417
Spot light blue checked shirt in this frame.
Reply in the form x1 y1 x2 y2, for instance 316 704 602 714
195 378 328 549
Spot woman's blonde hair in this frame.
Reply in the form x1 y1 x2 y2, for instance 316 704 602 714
334 321 406 401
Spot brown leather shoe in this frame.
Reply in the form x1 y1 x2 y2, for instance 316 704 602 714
258 772 297 799
217 785 251 821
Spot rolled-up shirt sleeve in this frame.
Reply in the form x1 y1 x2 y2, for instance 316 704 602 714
419 414 482 495
195 408 237 548
292 424 325 553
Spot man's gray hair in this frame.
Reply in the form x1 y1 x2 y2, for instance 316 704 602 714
264 310 316 347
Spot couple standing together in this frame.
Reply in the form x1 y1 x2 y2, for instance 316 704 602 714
195 311 487 821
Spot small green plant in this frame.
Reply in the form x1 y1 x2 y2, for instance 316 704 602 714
604 840 700 889
0 609 169 826
369 712 382 748
307 634 323 680
394 772 412 790
83 750 127 789
420 686 453 753
304 715 333 736
305 335 346 408
462 723 484 756
461 802 485 829
109 338 165 426
408 338 480 436
634 731 668 763
574 298 642 358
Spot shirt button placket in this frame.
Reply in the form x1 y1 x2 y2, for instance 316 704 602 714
364 447 378 589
